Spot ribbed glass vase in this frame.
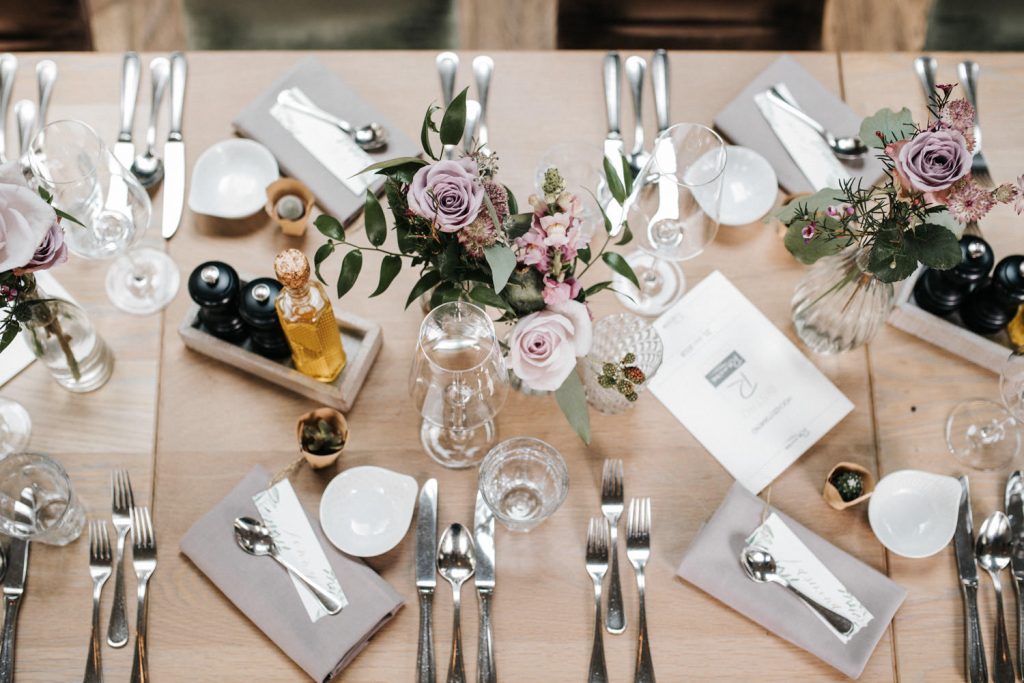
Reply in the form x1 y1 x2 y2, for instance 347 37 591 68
581 313 664 414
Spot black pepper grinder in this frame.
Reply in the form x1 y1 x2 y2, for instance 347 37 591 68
961 255 1024 335
187 261 248 343
914 235 994 316
239 278 291 359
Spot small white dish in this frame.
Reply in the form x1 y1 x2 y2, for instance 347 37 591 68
188 139 279 219
690 145 778 226
868 469 963 558
319 466 418 557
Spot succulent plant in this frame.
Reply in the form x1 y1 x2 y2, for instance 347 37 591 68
830 470 864 502
301 418 345 455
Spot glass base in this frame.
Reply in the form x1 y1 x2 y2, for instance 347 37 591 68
420 419 496 469
612 251 685 317
946 398 1021 470
106 247 180 315
0 399 31 457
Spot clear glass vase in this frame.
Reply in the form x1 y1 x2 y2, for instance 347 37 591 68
21 276 114 392
791 246 895 355
581 313 664 414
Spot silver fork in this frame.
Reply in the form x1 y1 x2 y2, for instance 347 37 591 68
627 498 655 683
84 521 112 683
958 60 994 188
586 517 610 683
600 459 626 634
108 469 134 648
130 506 157 683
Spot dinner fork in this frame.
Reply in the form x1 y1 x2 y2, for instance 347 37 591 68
130 506 157 683
626 498 655 683
600 459 626 634
586 517 609 683
958 60 994 188
84 521 112 683
108 469 134 648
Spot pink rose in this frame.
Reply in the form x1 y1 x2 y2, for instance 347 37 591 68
897 129 971 193
407 158 484 232
507 300 593 391
542 276 581 306
0 162 60 273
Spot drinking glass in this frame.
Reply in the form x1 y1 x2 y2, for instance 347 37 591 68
478 437 569 532
410 301 509 469
946 350 1024 469
534 141 605 238
612 123 726 316
0 399 31 457
0 452 85 545
29 120 179 315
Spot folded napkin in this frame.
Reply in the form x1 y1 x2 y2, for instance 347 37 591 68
180 466 404 682
714 55 885 194
677 483 906 679
233 56 419 226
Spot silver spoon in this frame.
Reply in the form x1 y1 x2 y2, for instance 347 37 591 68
277 93 388 152
34 59 57 138
14 100 35 176
765 86 868 160
977 511 1016 683
131 57 169 189
437 523 476 683
741 546 854 636
462 100 480 155
471 56 493 153
232 516 343 616
624 55 649 175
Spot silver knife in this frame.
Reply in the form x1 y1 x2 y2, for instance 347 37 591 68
415 479 438 683
913 55 938 112
0 54 16 164
602 51 625 234
474 492 496 683
754 83 850 192
1006 471 1024 678
651 49 670 137
114 52 141 170
0 491 33 683
955 475 988 683
162 51 187 239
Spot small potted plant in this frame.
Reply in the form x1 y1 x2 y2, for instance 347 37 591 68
266 178 315 237
296 407 348 469
822 462 875 510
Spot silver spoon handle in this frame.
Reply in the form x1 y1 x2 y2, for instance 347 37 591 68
765 88 830 143
35 60 56 137
625 56 646 157
119 52 140 141
437 52 458 107
167 51 186 140
271 553 343 615
783 583 854 635
992 575 1015 683
634 569 655 683
651 49 669 137
447 585 466 683
279 98 353 134
14 100 35 164
84 580 105 683
463 100 480 154
472 56 492 149
588 580 607 683
603 51 621 136
913 55 937 110
145 58 170 155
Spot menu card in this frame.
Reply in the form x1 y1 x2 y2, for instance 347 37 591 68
649 271 852 492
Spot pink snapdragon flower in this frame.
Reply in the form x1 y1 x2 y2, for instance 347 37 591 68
542 276 581 306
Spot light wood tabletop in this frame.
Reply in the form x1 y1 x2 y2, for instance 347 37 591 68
1 50 1019 682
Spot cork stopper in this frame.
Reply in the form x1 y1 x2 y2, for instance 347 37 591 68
274 249 311 289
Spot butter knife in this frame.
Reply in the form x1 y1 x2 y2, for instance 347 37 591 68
114 52 140 170
161 51 187 239
0 491 33 683
955 475 988 683
474 492 496 683
416 479 438 683
602 51 625 234
1006 471 1024 678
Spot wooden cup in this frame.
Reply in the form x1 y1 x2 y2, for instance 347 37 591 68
296 407 348 469
266 178 316 237
822 461 876 510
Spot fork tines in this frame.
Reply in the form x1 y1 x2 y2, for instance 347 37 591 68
600 459 624 505
626 497 652 548
112 469 135 514
130 507 155 551
586 517 610 565
89 520 112 564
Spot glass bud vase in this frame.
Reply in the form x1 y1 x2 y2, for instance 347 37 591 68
21 277 114 392
791 246 895 355
582 313 664 414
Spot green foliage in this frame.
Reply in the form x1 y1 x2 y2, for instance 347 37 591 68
363 190 387 247
439 88 469 147
301 419 346 455
483 244 516 293
336 250 363 298
858 107 915 148
555 371 591 444
601 252 639 288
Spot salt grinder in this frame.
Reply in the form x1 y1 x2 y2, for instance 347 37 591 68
239 278 291 359
187 261 248 343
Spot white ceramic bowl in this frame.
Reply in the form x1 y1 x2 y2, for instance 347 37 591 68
319 466 418 557
717 146 778 226
187 138 279 219
868 469 963 558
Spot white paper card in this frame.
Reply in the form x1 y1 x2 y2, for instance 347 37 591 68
253 479 347 622
747 513 873 642
649 271 852 492
270 87 373 197
0 272 76 387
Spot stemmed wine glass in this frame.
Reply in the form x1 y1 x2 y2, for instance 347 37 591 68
29 120 179 315
946 350 1024 470
612 123 727 316
0 398 31 458
410 301 509 469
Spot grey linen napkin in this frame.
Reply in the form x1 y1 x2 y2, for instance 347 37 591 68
180 466 404 682
714 54 885 194
677 482 906 679
233 56 419 226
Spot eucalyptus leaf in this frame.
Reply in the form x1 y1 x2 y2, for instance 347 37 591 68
483 244 516 293
615 221 633 246
602 252 639 288
336 250 363 298
439 88 469 147
364 190 387 246
313 242 335 284
783 220 848 264
904 223 962 270
859 107 915 148
405 270 443 309
602 156 626 205
469 285 513 313
315 215 346 241
555 371 591 444
584 281 613 297
504 185 518 214
370 255 402 297
356 156 428 178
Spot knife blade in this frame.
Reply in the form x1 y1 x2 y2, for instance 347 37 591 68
754 83 850 192
954 475 988 683
161 52 187 239
474 492 496 683
0 490 32 683
113 52 140 169
415 479 437 683
602 51 626 234
1006 471 1024 678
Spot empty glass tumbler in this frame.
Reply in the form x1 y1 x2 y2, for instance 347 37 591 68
0 452 85 545
478 437 569 532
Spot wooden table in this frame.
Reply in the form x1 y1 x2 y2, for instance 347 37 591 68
3 50 1021 682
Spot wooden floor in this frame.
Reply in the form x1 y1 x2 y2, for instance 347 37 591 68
2 50 1021 681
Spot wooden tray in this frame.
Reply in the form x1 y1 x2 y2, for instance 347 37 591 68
888 267 1013 374
178 290 382 412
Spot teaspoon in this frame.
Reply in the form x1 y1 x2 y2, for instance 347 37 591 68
765 87 868 160
976 511 1015 683
277 93 388 152
34 59 57 138
437 523 476 683
131 57 169 190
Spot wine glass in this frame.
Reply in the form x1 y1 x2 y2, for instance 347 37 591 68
410 301 509 469
29 120 179 315
534 141 606 238
0 399 31 457
612 123 726 316
946 350 1024 469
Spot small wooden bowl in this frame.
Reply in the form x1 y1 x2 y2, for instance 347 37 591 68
823 462 876 510
266 178 315 237
296 407 348 469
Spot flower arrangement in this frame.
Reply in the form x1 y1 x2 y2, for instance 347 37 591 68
778 84 1022 282
313 89 638 442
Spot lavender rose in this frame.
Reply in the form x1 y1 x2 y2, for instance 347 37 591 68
15 222 67 274
407 158 484 233
897 129 972 193
0 162 60 273
507 300 592 391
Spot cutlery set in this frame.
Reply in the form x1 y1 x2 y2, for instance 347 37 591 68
435 52 494 157
0 54 58 173
602 49 670 178
587 459 655 682
416 479 496 683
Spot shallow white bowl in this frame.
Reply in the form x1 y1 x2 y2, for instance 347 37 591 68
868 469 962 558
187 138 279 219
319 466 418 557
717 146 778 226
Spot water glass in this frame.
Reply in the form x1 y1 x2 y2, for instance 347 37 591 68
0 399 31 457
0 452 85 545
478 437 569 532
